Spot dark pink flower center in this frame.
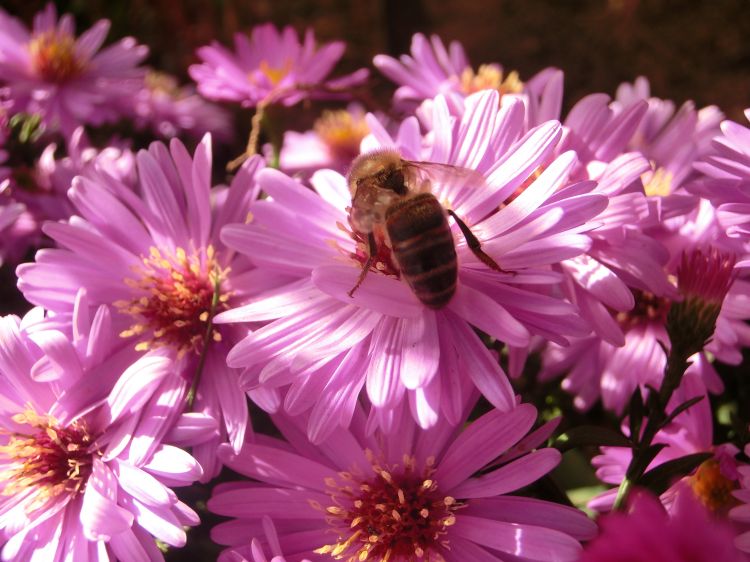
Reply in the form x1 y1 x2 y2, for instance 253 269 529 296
316 454 460 561
0 410 96 501
29 31 86 83
616 290 671 329
117 245 228 358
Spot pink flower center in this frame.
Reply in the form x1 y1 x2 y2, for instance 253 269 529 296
340 219 402 280
117 245 228 358
316 454 460 561
689 459 739 516
314 109 369 162
28 31 86 83
0 410 96 502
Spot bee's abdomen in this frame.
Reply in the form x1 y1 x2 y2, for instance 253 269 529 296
386 193 457 309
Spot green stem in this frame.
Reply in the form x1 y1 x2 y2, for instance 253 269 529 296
186 276 221 409
612 343 692 510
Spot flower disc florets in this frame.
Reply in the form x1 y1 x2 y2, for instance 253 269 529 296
117 245 229 357
317 453 459 561
29 30 86 83
0 410 97 502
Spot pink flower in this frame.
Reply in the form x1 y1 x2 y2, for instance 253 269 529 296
276 104 370 175
0 302 202 561
373 33 562 124
217 90 607 442
589 372 743 518
0 4 148 135
579 487 745 562
126 69 234 142
731 443 750 554
17 136 269 479
209 399 596 562
189 23 368 108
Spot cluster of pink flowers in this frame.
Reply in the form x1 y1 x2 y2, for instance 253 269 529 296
0 6 749 561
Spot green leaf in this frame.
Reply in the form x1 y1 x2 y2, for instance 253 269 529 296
638 452 713 496
553 425 631 452
628 388 645 444
662 396 704 428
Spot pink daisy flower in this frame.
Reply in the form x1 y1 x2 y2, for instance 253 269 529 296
218 90 607 442
126 69 234 142
209 399 596 562
16 136 270 479
373 32 563 123
0 302 202 561
579 487 745 562
189 23 368 109
0 4 148 135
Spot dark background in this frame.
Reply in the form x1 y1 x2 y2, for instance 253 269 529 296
4 0 749 121
2 1 749 559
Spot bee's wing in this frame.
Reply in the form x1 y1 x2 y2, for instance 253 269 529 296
403 160 490 207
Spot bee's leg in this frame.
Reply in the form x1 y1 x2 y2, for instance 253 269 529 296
448 210 513 274
348 231 377 298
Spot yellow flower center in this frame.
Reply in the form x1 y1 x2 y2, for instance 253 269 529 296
459 64 523 96
256 59 293 87
116 245 229 358
0 409 96 506
314 109 370 161
314 453 460 561
145 70 182 98
642 167 673 198
28 31 86 83
689 459 739 515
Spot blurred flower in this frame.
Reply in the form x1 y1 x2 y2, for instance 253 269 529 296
126 69 234 142
276 104 369 174
374 32 563 123
17 136 271 479
0 4 148 136
189 23 368 109
0 302 202 561
579 487 745 562
209 400 596 562
217 90 606 442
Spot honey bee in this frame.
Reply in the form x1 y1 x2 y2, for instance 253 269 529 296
346 149 507 309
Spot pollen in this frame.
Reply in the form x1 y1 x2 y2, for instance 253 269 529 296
689 459 739 516
314 109 370 161
459 64 523 97
28 31 87 83
0 409 97 505
117 245 229 357
315 453 460 561
642 167 673 198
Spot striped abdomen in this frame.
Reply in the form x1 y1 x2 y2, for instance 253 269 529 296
385 193 457 309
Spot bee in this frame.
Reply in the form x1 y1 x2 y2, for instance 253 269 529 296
346 149 508 309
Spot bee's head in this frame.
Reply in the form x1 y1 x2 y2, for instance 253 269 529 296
347 149 405 195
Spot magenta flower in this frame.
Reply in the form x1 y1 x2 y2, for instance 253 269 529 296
0 4 148 135
579 487 745 562
731 443 750 554
209 399 596 562
189 23 368 108
17 136 268 479
218 90 607 442
374 33 563 122
0 302 202 561
126 69 234 141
